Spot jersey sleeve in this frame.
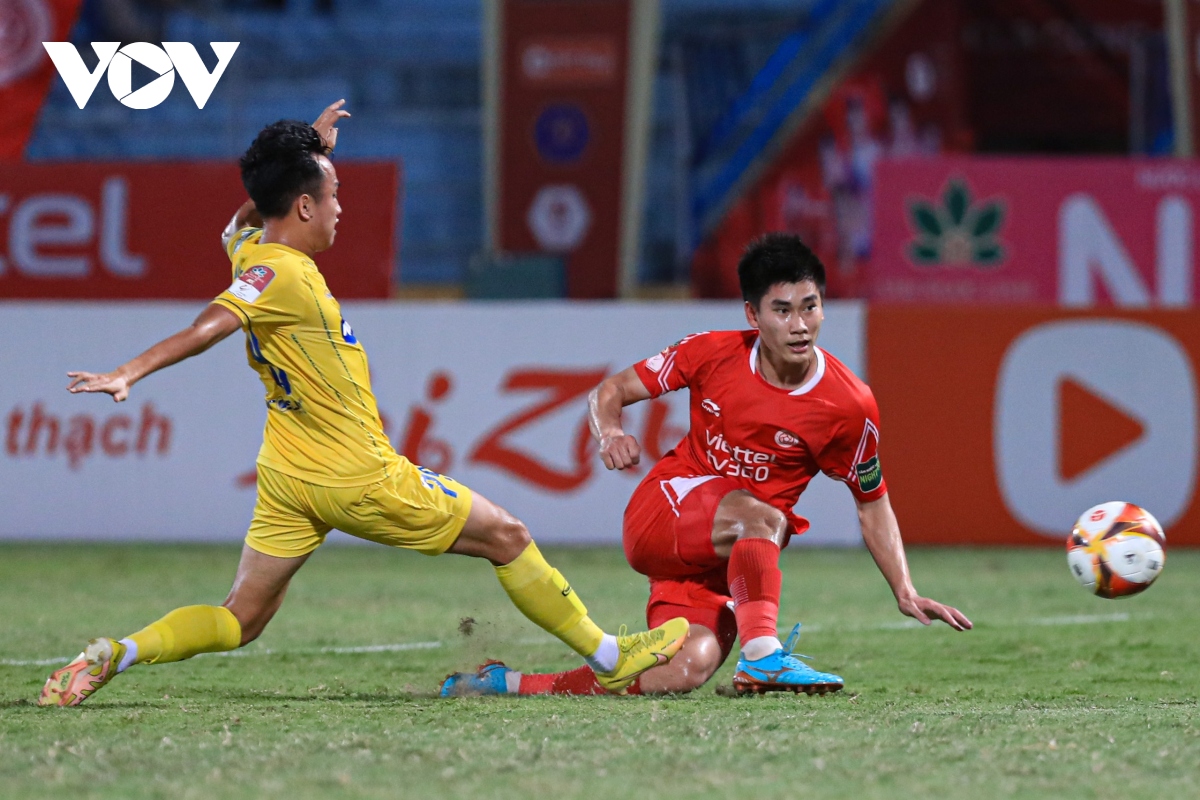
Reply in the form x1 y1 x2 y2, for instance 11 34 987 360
816 390 888 503
225 226 261 263
212 263 298 328
632 331 712 398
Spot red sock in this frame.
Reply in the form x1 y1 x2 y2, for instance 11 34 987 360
728 538 782 643
517 666 643 696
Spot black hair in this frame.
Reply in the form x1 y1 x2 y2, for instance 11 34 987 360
239 120 330 219
736 233 827 308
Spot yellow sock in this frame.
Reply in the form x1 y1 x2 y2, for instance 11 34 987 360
494 542 605 658
126 605 242 665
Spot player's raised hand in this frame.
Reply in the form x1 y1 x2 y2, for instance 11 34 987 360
898 594 973 631
67 371 131 402
599 433 641 470
313 99 351 151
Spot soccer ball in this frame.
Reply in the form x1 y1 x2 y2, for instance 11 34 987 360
1066 502 1166 599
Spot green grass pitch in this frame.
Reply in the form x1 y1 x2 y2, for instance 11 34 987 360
1 544 1197 799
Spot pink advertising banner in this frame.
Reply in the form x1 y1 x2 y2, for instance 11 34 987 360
868 157 1200 306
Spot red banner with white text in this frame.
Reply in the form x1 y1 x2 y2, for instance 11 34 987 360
0 0 82 160
0 162 400 298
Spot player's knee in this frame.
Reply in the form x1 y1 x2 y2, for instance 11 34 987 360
736 502 788 545
642 628 725 694
714 493 788 552
672 636 724 691
488 515 532 562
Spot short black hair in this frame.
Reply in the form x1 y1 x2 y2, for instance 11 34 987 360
239 120 330 219
736 233 827 308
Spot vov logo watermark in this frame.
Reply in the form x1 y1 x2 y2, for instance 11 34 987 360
42 42 239 110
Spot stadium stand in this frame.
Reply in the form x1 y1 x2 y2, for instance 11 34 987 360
27 0 847 288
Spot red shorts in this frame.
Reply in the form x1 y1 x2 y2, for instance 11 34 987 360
624 474 744 660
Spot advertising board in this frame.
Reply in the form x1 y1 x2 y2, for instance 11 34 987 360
869 308 1200 545
0 162 399 299
0 301 867 546
870 158 1200 306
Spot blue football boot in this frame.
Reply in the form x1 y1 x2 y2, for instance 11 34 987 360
439 660 512 697
732 624 844 696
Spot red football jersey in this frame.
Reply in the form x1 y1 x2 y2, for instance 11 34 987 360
632 330 886 537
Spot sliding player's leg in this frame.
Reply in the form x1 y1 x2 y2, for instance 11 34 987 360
454 624 726 697
633 588 736 693
39 466 323 707
486 586 738 696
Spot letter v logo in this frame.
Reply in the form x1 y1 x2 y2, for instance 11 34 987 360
162 43 239 109
42 42 120 109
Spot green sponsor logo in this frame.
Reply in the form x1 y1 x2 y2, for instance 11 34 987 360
906 178 1006 268
855 455 882 493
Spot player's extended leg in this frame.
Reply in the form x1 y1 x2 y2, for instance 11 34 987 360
444 492 688 694
38 546 307 707
457 624 727 696
715 491 842 694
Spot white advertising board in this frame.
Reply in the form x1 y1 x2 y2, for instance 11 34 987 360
0 301 867 546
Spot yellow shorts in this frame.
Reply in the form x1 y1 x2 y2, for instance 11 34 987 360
245 458 473 559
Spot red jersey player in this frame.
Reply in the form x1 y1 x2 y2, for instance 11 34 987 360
440 234 971 698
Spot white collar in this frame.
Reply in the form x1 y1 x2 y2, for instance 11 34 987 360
749 337 826 396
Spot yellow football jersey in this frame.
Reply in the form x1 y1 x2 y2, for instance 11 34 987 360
213 227 398 487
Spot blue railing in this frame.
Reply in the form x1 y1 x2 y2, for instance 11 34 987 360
688 0 898 246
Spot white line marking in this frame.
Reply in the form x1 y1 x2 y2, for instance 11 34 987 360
0 613 1140 668
869 620 927 630
321 641 442 654
1027 613 1130 626
206 641 443 659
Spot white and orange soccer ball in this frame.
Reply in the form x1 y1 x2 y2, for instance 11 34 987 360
1067 502 1166 599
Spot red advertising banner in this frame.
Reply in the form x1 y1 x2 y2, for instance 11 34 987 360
869 308 1200 546
495 0 630 298
0 162 400 298
0 0 82 160
869 157 1200 306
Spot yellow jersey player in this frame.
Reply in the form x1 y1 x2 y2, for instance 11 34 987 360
39 101 687 708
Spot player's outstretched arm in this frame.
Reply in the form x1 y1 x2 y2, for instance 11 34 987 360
588 366 652 470
857 493 973 631
67 303 242 402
